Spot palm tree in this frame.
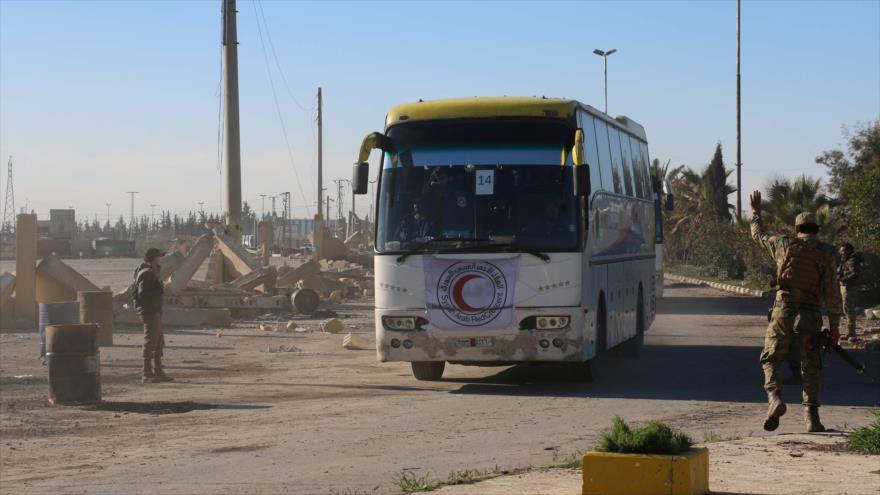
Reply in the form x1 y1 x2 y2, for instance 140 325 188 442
761 175 832 232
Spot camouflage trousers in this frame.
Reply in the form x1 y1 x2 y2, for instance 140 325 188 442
840 285 857 336
140 313 165 359
760 304 822 406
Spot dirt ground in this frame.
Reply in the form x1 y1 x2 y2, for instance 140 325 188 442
0 260 878 495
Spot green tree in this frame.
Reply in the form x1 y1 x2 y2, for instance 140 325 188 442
706 143 733 221
761 175 832 234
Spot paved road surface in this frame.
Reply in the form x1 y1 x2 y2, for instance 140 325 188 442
1 282 876 494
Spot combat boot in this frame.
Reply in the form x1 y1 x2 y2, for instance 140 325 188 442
142 358 156 384
804 406 825 432
153 357 174 383
763 391 787 431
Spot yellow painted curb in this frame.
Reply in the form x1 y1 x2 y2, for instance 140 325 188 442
582 448 709 495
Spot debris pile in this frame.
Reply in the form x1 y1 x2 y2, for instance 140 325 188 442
2 215 373 330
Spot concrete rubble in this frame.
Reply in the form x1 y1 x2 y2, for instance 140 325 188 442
2 215 373 330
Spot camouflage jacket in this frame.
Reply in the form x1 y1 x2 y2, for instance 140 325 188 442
837 253 861 287
751 214 841 316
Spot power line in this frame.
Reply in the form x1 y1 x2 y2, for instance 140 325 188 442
251 0 311 216
256 0 315 113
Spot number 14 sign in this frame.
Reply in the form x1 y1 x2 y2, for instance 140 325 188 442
476 169 494 195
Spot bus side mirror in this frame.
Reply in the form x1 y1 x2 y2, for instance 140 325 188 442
352 162 369 195
574 165 590 197
664 193 674 211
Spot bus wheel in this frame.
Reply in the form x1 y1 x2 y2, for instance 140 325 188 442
411 361 445 381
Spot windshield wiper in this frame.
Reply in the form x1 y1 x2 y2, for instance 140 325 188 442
395 236 494 263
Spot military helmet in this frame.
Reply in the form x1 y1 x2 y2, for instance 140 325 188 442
794 212 817 227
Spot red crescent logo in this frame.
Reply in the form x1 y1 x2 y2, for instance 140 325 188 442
452 274 484 312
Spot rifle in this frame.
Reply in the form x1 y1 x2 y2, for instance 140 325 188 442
817 328 866 375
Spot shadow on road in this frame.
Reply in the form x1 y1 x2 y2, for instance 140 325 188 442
658 295 768 316
77 401 271 414
448 344 879 407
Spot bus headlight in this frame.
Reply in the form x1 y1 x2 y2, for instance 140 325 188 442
536 316 570 330
382 316 427 331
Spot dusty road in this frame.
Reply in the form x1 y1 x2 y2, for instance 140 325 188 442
1 282 877 494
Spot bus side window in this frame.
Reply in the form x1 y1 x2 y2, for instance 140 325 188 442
608 127 630 196
621 132 640 198
583 116 603 195
639 142 653 196
628 135 646 199
593 119 619 195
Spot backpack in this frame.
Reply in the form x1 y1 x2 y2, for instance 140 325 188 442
777 238 825 297
129 267 151 305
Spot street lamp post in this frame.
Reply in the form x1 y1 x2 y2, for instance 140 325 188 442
593 48 617 114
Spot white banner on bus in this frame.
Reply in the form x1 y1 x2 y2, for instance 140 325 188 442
424 256 519 330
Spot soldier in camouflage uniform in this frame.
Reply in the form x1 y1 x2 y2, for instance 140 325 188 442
837 243 861 341
749 191 841 433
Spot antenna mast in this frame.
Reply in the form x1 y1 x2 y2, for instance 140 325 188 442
1 157 14 234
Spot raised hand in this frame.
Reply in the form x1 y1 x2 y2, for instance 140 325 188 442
750 191 762 214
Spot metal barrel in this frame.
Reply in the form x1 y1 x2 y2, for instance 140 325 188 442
38 301 80 362
291 288 319 315
78 291 113 346
45 323 101 405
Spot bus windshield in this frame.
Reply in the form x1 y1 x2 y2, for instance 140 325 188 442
375 120 579 254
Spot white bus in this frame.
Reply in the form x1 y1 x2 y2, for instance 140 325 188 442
353 97 663 381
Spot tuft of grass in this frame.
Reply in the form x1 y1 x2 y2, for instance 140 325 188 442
445 465 501 485
598 416 693 455
393 470 432 493
702 430 742 443
846 411 880 455
551 449 584 469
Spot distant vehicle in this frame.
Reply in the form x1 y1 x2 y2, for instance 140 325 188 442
242 234 257 249
354 97 666 381
93 238 136 257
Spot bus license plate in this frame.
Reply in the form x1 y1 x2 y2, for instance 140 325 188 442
455 337 494 348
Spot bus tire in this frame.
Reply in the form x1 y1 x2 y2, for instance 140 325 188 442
411 361 445 381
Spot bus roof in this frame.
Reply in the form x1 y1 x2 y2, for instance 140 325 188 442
385 96 647 141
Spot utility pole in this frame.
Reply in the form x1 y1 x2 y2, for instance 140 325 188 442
126 191 138 240
735 0 743 223
1 157 14 234
150 204 157 230
593 48 617 114
105 203 111 227
317 88 323 220
325 195 332 227
351 181 356 237
222 0 242 236
259 194 266 219
270 195 276 217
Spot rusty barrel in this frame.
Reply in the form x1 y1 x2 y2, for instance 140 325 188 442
78 290 113 346
45 324 101 405
38 301 80 364
291 288 319 315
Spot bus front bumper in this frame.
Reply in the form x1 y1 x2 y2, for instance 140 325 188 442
375 309 587 363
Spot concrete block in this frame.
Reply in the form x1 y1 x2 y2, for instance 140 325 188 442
342 332 371 350
36 255 100 304
15 214 37 325
582 448 709 495
276 260 319 288
321 318 344 334
213 226 260 277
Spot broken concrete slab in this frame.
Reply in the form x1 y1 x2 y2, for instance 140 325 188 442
36 255 100 304
228 265 277 292
167 233 215 294
115 307 232 328
158 251 185 281
213 226 260 276
275 260 319 288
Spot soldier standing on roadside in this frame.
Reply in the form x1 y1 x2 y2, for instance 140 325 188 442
837 242 861 341
749 191 841 432
133 248 173 384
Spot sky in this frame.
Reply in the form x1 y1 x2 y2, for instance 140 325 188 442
1 0 878 223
